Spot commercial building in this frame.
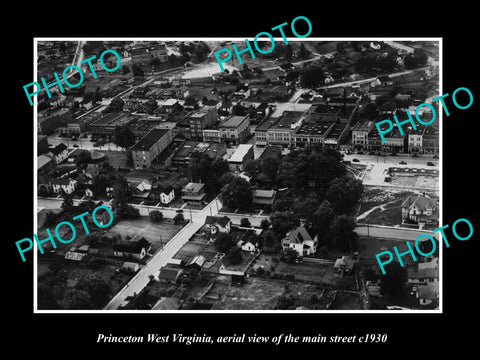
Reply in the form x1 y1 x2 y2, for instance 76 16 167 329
219 115 251 145
88 111 136 137
228 144 254 172
131 43 168 64
130 128 173 169
37 108 71 135
186 106 218 141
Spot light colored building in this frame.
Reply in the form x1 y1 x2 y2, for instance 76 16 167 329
352 120 375 149
187 106 218 141
219 115 251 145
228 144 254 172
281 226 318 256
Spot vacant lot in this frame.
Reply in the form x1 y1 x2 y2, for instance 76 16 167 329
107 217 184 254
329 291 363 310
358 236 419 267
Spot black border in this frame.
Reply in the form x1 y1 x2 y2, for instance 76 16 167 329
7 5 479 353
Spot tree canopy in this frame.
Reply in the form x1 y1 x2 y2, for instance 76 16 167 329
219 176 253 211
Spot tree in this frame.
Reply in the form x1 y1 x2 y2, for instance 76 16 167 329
43 211 59 227
336 42 346 53
174 213 185 224
150 210 163 222
189 153 229 193
111 176 133 218
121 65 130 75
284 45 293 60
150 57 161 68
113 125 135 149
226 247 243 265
260 219 271 231
283 247 299 264
75 150 92 168
244 159 260 175
312 200 335 238
38 283 58 309
300 65 325 88
131 64 144 77
380 262 407 300
219 177 253 211
213 233 234 254
326 177 364 214
270 211 300 239
262 230 278 248
362 103 378 120
328 214 358 251
298 43 309 59
232 103 247 116
60 289 92 310
61 193 74 214
240 218 251 227
260 157 280 181
77 273 111 308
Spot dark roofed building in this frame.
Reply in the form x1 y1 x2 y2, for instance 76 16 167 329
131 128 173 169
113 238 151 260
158 266 184 283
205 215 231 234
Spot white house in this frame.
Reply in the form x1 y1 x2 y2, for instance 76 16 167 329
281 226 318 256
237 239 256 252
149 183 175 205
51 178 77 194
113 238 151 261
205 216 231 234
401 194 438 225
48 143 69 164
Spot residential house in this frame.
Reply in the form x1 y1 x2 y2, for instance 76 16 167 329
181 182 206 206
401 194 438 225
113 238 152 261
158 266 184 283
48 143 69 164
205 216 232 234
149 183 175 205
334 254 358 274
252 189 277 206
38 154 55 175
407 258 439 306
151 297 181 310
51 178 77 194
281 226 318 256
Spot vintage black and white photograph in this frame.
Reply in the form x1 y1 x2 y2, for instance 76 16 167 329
34 38 441 312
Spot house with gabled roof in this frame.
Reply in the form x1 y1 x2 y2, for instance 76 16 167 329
281 226 318 256
113 238 151 261
401 194 438 225
48 143 69 164
149 183 175 205
205 215 231 235
51 177 77 194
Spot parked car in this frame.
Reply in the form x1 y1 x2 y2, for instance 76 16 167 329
399 161 407 164
352 158 360 162
427 161 434 166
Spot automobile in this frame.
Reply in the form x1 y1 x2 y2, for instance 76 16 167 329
352 158 360 162
427 161 435 166
73 144 79 147
399 161 407 164
411 153 419 157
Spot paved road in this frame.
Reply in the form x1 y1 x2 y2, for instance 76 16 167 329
104 220 203 310
318 67 429 90
355 225 438 241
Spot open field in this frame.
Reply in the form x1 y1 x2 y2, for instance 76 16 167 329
106 217 184 254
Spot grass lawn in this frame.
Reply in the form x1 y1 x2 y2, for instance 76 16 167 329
106 217 185 254
329 291 363 310
358 236 417 267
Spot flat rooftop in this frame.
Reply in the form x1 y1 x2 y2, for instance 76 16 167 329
326 122 347 139
90 111 132 127
270 111 304 131
130 128 170 151
353 120 375 132
229 144 253 163
295 121 334 136
220 115 248 128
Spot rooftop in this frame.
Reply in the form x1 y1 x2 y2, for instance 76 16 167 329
295 120 334 136
353 120 375 132
220 115 249 128
130 128 171 151
229 144 253 163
